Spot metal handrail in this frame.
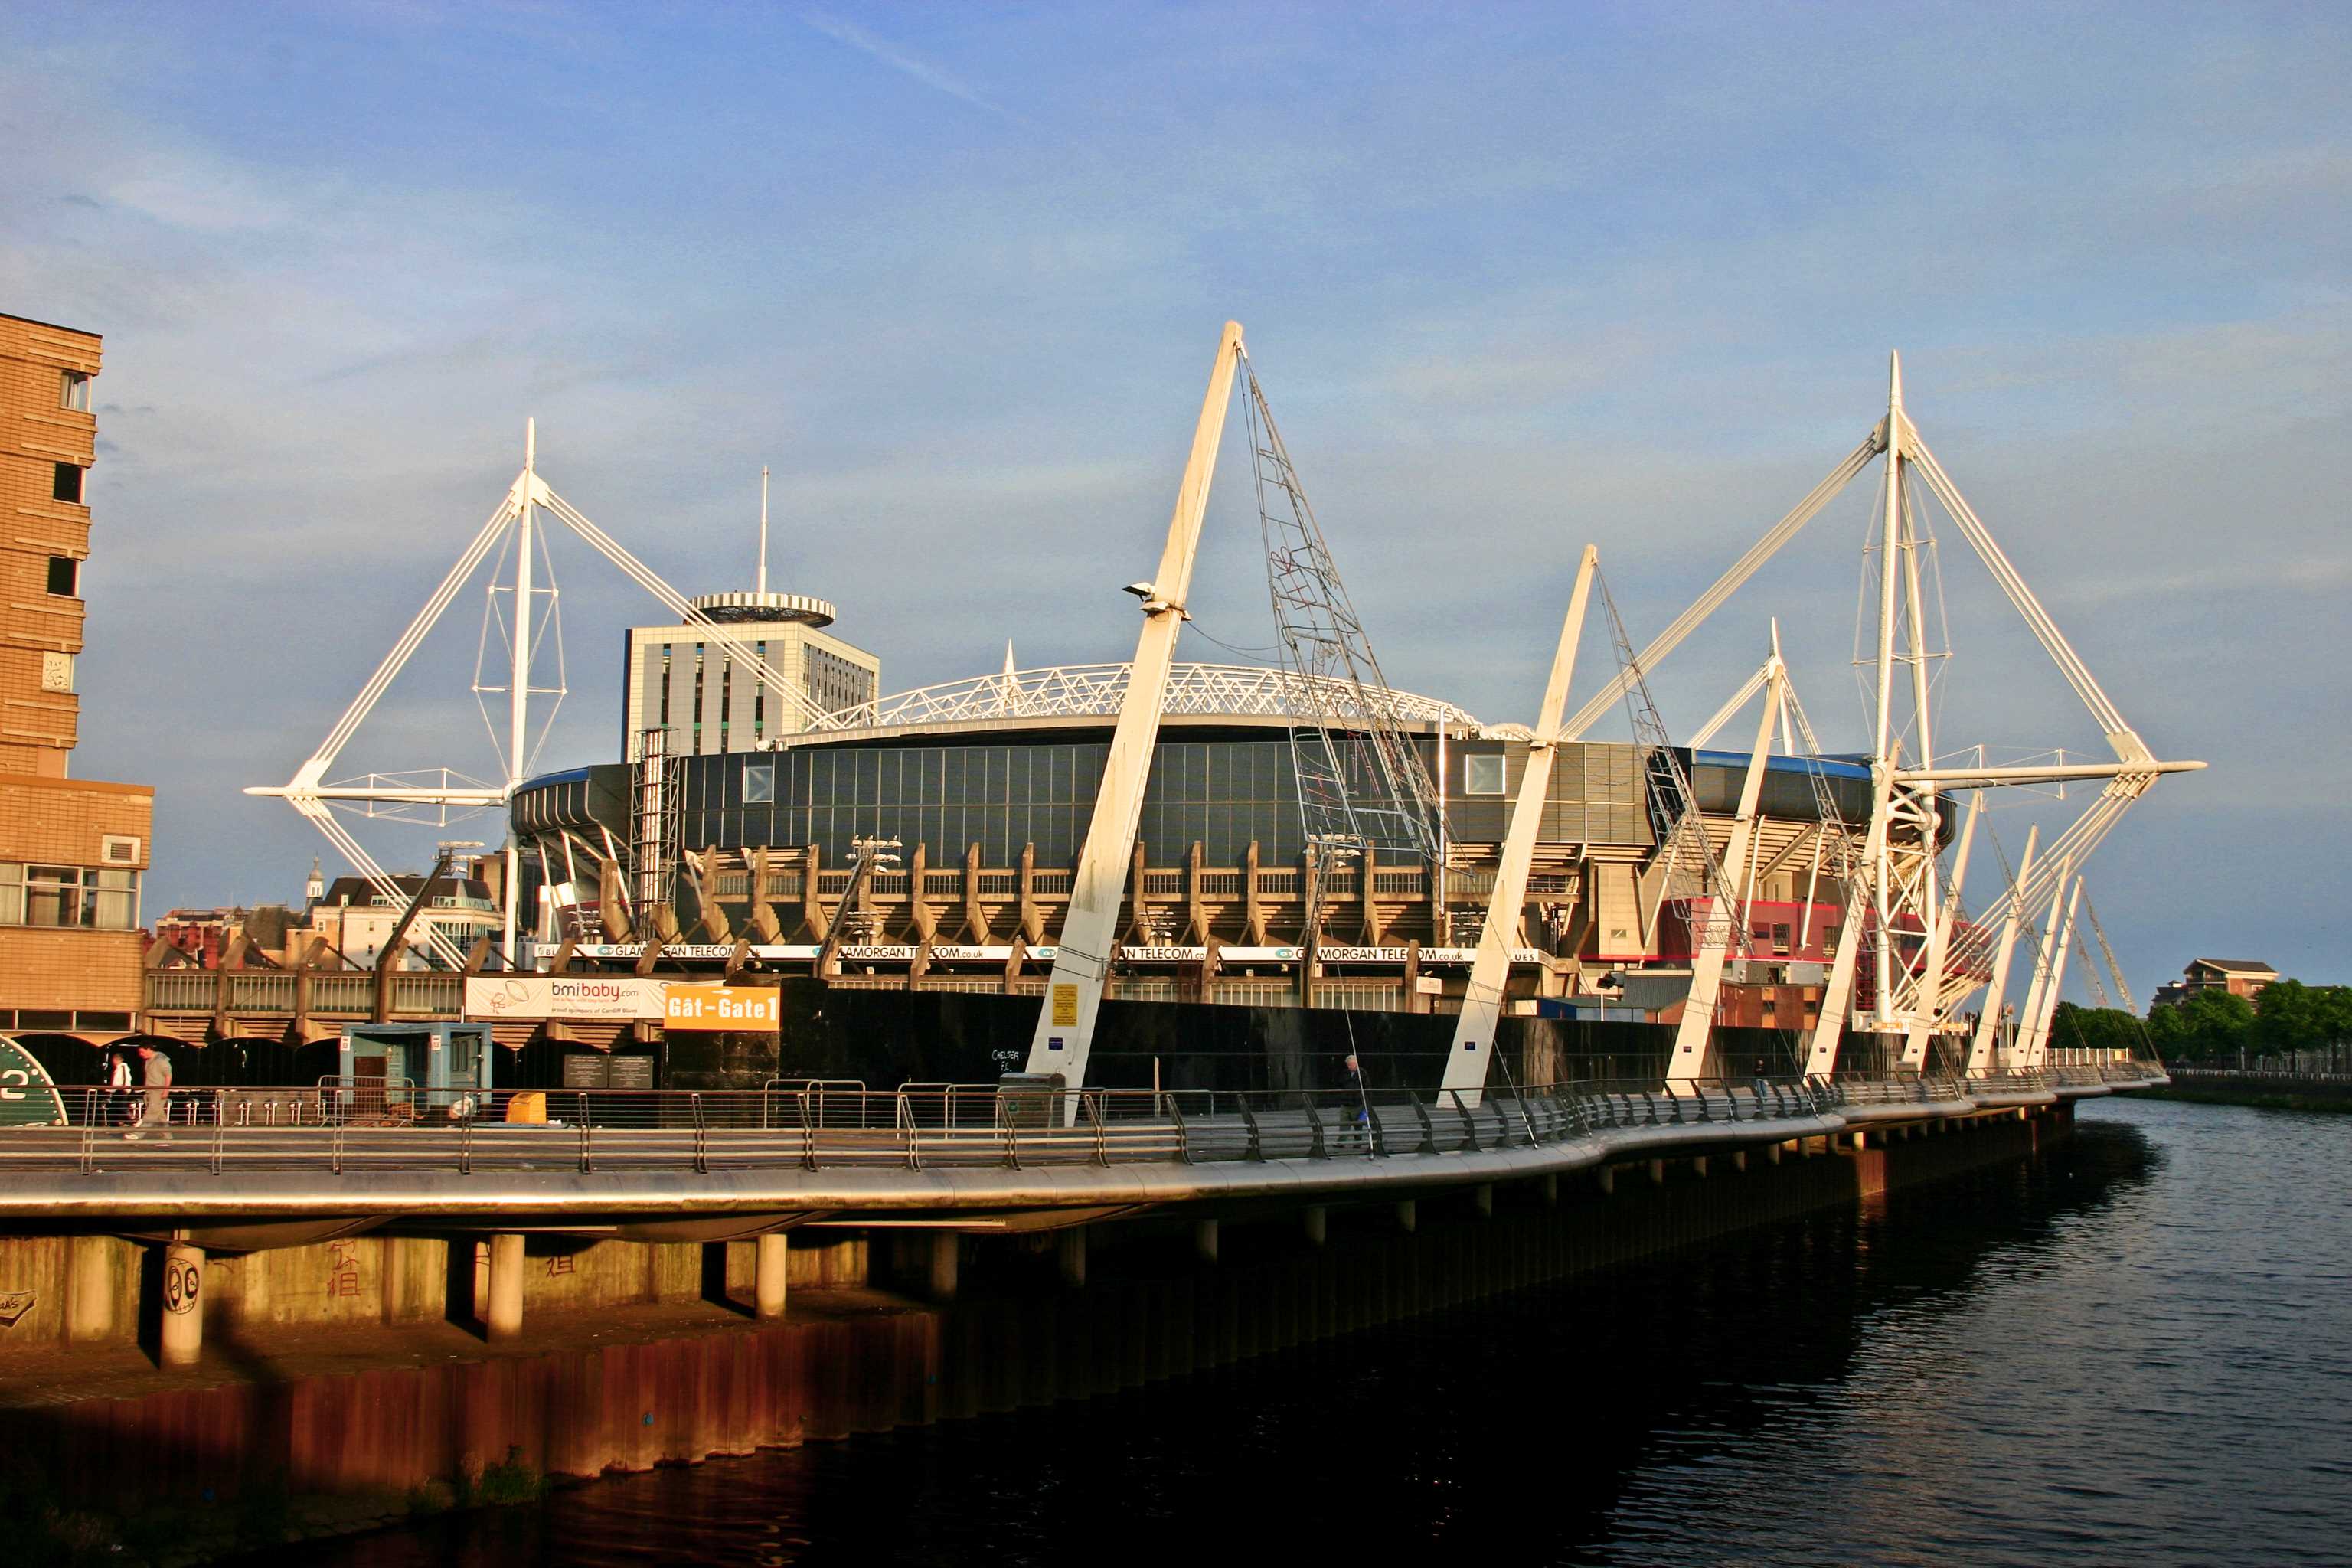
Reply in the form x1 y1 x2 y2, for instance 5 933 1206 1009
0 1073 1978 1180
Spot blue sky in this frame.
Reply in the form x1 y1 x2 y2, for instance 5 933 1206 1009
2 2 2344 995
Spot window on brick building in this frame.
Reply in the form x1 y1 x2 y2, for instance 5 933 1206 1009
52 462 83 504
95 868 139 929
60 371 91 412
4 864 140 929
24 865 93 926
46 557 78 596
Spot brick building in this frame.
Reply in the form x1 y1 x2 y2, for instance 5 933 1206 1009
0 311 153 1032
2151 959 2278 1011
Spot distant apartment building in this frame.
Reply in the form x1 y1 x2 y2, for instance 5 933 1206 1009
153 904 307 969
305 873 501 970
0 312 152 1034
622 591 879 760
2151 958 2278 1011
152 859 320 969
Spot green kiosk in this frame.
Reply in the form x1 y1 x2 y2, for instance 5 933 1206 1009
337 1021 494 1120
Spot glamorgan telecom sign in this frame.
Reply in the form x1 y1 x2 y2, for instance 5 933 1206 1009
464 977 780 1028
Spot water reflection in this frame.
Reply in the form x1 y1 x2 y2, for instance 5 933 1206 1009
260 1100 2351 1566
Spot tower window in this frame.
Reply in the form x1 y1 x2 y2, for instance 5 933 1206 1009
45 557 78 596
52 463 84 505
60 372 91 412
1464 753 1506 795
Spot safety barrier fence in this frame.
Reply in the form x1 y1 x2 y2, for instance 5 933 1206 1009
0 1066 2152 1179
2162 1065 2352 1084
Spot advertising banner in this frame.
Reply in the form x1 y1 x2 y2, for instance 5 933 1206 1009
463 975 666 1022
662 985 782 1031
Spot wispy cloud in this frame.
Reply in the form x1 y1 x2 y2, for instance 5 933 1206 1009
1 2 2345 982
800 10 1018 121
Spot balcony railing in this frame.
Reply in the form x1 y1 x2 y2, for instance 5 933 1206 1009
143 970 464 1018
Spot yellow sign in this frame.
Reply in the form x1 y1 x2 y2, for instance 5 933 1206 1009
1050 984 1079 1027
661 985 782 1031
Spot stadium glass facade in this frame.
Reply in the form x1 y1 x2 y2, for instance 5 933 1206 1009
509 734 1876 872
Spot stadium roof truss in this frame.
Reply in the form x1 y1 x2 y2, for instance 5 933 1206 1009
822 660 1475 735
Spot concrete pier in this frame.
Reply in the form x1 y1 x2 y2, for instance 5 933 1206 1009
67 1236 119 1344
486 1233 525 1342
1057 1227 1087 1287
755 1233 789 1318
158 1241 204 1368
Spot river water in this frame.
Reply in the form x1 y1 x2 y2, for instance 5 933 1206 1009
276 1099 2350 1565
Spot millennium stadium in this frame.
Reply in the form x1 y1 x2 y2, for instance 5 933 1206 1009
231 328 2197 1097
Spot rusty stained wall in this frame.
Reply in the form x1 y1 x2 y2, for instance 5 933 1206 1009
2 1109 2064 1506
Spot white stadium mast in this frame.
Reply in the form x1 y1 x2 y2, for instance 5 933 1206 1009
250 425 851 970
1555 353 2200 1082
1022 322 1443 1091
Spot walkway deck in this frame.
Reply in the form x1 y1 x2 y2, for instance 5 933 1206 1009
0 1067 2161 1225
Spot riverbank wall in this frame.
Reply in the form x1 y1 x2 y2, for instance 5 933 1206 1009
2144 1072 2352 1113
0 1103 2068 1553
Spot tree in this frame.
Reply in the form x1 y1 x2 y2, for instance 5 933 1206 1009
2253 978 2321 1056
2052 1001 2144 1055
2145 988 2255 1062
2253 979 2352 1066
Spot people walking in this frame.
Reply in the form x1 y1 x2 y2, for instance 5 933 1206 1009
124 1046 173 1143
106 1049 132 1126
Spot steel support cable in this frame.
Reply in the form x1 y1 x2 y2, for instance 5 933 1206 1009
535 487 834 733
2080 887 2135 1009
1902 435 2137 748
305 482 524 777
520 522 569 777
1596 568 1740 962
297 802 472 969
1561 434 1881 741
1242 360 1442 861
292 782 473 970
535 487 826 731
1945 816 2032 1019
1942 782 2144 988
466 518 571 780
